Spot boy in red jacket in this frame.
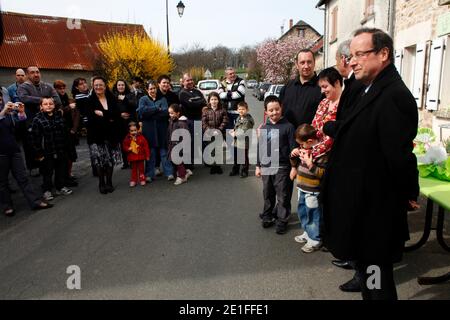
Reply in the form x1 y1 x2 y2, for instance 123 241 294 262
122 122 150 187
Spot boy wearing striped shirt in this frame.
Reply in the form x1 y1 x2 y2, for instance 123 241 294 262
290 124 328 253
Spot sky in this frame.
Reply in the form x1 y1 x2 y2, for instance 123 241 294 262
1 0 324 53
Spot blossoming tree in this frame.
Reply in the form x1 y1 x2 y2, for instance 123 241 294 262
256 36 313 83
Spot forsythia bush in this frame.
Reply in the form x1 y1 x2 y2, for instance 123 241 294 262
98 31 175 85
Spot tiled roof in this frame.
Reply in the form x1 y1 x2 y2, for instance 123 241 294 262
311 36 324 53
0 11 146 71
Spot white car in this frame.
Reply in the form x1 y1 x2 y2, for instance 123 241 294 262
197 79 222 100
264 84 285 101
246 79 258 89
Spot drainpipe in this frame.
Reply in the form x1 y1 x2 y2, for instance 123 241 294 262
317 5 327 67
388 0 396 38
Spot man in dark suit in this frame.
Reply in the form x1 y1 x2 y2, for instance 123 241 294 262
321 28 419 300
323 40 366 293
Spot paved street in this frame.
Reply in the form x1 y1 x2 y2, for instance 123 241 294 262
0 95 449 300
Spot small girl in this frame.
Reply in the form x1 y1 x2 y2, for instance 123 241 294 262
122 122 150 187
167 104 193 186
201 92 229 175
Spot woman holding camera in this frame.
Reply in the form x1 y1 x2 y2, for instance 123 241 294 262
0 92 53 216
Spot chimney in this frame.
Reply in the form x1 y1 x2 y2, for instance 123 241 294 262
289 19 293 29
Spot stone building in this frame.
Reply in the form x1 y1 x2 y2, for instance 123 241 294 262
394 0 450 141
315 0 395 67
0 11 146 92
279 19 324 70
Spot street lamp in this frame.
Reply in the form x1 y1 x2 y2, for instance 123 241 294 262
176 1 185 18
166 0 185 55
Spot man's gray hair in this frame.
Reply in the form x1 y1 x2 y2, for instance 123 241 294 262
336 40 351 58
225 67 235 72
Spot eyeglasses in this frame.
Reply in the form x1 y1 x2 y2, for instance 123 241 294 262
346 49 378 63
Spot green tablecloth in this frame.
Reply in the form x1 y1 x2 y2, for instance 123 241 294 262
419 177 450 211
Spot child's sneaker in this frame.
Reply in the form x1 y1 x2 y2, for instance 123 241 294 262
43 191 54 201
186 169 193 179
294 231 309 244
140 181 146 186
55 187 73 196
167 175 175 181
301 239 322 253
145 177 152 183
129 181 137 187
174 177 187 185
155 168 162 177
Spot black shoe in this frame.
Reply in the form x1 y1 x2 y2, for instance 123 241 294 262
339 277 362 293
262 218 275 228
210 166 217 175
34 202 54 211
216 166 223 175
105 185 115 193
99 185 108 194
4 208 15 217
332 260 353 270
239 169 248 178
229 166 239 176
275 224 288 235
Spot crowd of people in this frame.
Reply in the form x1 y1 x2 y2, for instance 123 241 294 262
256 28 419 300
0 27 420 300
0 64 253 205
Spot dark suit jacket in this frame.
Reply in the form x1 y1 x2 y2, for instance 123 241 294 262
321 63 419 264
323 73 365 138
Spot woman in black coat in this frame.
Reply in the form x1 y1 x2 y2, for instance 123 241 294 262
54 80 80 184
112 79 134 169
87 77 122 194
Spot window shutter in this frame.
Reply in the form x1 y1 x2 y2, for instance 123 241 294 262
394 49 403 74
412 44 426 109
426 37 446 111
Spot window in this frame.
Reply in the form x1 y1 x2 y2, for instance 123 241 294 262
330 6 338 43
426 38 446 111
298 29 305 38
364 0 375 18
199 82 218 90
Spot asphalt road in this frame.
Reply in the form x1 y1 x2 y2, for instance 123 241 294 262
0 95 449 300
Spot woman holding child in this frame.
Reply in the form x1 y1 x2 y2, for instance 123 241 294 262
137 80 174 182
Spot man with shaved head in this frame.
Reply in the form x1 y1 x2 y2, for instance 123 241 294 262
179 73 206 121
7 69 26 103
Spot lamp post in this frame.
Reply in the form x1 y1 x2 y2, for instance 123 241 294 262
166 0 185 55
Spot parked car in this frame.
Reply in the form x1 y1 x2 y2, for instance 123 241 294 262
256 82 272 101
171 83 182 95
264 84 285 101
246 79 257 89
197 79 222 99
253 83 260 97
